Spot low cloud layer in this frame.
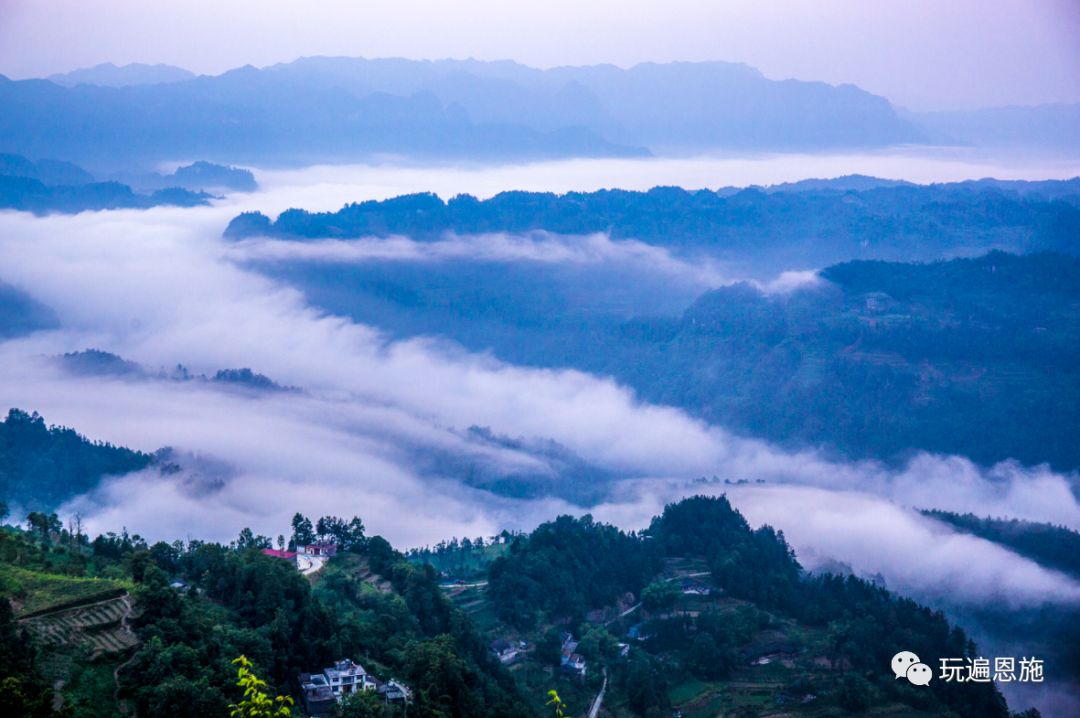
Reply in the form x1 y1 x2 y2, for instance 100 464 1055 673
228 232 731 288
227 232 823 296
592 480 1080 609
238 150 1080 215
0 165 1078 615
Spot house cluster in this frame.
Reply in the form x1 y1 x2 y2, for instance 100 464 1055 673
263 541 338 574
299 659 411 718
489 638 526 665
559 633 586 678
263 541 338 562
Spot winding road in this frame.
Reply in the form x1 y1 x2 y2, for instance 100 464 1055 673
587 669 608 718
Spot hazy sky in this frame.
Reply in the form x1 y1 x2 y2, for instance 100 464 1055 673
0 0 1077 111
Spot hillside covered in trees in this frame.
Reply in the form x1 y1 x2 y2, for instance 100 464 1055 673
0 409 153 511
226 179 1080 273
590 251 1080 469
240 235 1080 471
0 494 1027 718
479 496 1011 718
0 508 531 718
0 154 255 213
922 511 1080 581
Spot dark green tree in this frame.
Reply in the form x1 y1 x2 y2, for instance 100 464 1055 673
291 513 315 547
641 579 679 612
335 690 385 718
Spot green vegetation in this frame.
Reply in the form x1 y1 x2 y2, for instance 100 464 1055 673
228 182 1080 267
0 494 1045 717
487 514 659 630
406 535 511 581
483 496 1010 718
0 509 534 718
254 221 1080 472
597 251 1080 471
0 409 153 510
0 564 127 617
640 579 678 612
0 596 54 717
544 689 565 717
228 655 294 718
923 510 1080 580
0 154 212 213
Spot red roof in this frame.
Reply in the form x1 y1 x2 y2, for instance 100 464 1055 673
262 548 297 559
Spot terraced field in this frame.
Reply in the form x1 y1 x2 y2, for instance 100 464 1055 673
1 564 129 617
22 593 138 656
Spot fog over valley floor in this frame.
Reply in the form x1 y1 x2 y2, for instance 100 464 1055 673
1 153 1079 717
1 163 1078 589
3 7 1080 715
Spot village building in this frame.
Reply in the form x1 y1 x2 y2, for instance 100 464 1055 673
298 676 337 718
262 542 337 575
489 638 520 664
378 679 413 704
559 634 587 678
299 659 410 718
301 541 338 559
323 658 377 695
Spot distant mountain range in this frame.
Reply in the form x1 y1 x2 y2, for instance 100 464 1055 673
0 154 256 213
910 102 1080 150
47 62 196 87
4 56 1076 182
0 57 932 170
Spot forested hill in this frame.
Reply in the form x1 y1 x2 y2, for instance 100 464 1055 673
0 409 153 510
225 180 1080 272
0 282 57 339
0 512 532 718
561 251 1080 470
482 496 1009 718
0 175 210 213
248 247 1080 472
0 496 1014 718
0 154 260 214
922 510 1080 581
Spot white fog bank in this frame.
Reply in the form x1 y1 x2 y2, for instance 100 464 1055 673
0 156 1078 612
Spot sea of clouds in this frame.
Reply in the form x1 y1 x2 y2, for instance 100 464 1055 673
1 154 1079 621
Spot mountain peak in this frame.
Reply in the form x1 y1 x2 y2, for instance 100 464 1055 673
47 62 195 88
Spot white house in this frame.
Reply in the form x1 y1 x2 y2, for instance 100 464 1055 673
301 659 376 702
299 659 411 717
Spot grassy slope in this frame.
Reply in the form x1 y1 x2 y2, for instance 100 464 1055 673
0 563 129 616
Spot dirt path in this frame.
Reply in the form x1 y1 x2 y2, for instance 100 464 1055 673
586 668 608 718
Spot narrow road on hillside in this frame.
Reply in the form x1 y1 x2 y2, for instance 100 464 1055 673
587 668 608 718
